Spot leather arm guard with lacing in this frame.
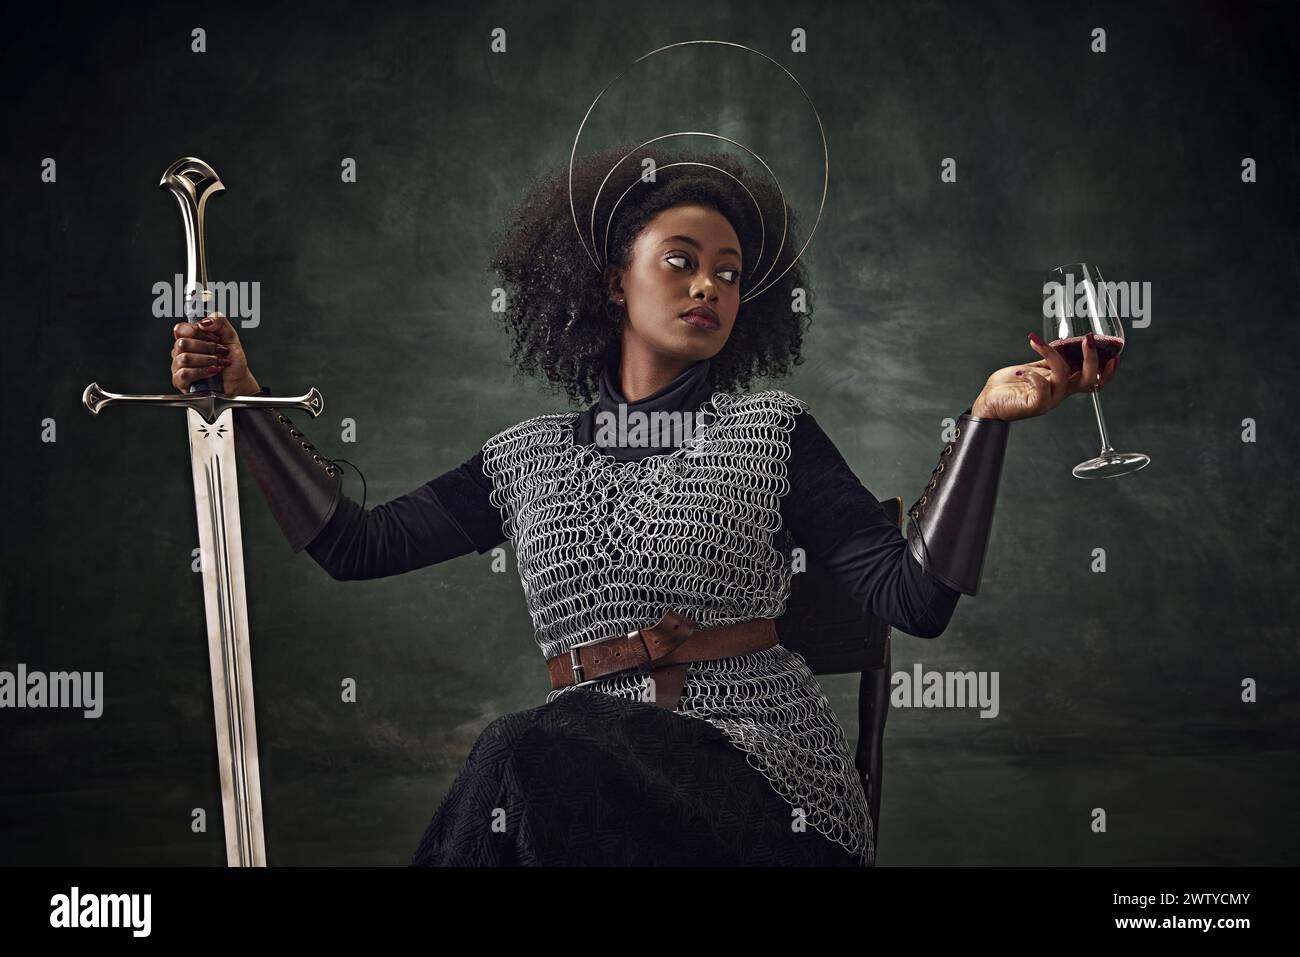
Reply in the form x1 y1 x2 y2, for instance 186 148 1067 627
904 406 1011 596
232 387 347 552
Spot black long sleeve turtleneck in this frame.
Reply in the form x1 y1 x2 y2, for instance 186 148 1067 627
303 359 962 639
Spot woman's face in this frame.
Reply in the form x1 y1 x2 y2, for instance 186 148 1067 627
607 203 743 364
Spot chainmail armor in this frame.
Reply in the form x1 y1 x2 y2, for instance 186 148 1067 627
480 390 874 866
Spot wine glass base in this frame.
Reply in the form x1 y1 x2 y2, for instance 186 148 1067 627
1072 450 1151 479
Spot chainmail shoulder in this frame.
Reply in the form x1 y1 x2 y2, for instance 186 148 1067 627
479 389 874 865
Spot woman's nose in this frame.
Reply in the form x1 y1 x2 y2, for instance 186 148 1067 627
691 276 718 299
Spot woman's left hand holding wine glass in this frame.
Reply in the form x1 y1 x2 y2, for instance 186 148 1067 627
970 332 1120 422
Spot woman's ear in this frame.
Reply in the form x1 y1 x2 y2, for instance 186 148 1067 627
604 265 625 305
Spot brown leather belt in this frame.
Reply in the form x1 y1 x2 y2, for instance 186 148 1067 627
545 609 779 712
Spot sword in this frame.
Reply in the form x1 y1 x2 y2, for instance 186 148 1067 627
82 157 324 866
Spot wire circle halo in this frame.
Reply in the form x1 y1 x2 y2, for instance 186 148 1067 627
594 145 779 302
568 38 829 304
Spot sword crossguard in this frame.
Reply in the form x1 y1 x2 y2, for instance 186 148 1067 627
82 383 324 424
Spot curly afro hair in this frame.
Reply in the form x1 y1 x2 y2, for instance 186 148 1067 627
489 142 815 405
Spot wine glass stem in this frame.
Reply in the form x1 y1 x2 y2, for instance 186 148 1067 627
1089 390 1115 454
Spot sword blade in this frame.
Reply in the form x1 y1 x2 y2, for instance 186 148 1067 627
187 406 266 867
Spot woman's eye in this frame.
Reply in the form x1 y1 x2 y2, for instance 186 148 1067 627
667 255 742 285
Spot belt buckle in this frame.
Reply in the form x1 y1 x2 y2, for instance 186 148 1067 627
566 625 649 688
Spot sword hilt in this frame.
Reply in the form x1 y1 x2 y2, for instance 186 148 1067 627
159 157 225 398
183 281 224 397
82 384 324 425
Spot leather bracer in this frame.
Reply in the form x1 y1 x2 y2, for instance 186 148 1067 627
905 407 1010 596
232 388 343 552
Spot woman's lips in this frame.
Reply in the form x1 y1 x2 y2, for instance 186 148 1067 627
679 313 720 330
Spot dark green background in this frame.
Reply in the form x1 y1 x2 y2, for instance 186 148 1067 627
2 0 1297 865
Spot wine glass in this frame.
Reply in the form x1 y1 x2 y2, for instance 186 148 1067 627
1043 263 1150 478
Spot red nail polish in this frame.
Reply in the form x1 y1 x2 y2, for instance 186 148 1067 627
1086 332 1096 349
1015 370 1023 376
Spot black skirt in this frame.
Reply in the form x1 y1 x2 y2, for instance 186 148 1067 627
410 687 865 867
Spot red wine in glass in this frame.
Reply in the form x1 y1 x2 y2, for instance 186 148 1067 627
1043 263 1149 479
1048 334 1125 374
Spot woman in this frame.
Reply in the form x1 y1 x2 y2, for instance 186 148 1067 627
169 145 1117 867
